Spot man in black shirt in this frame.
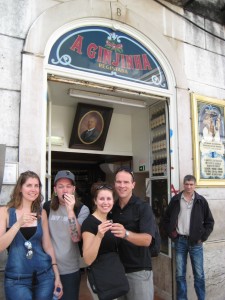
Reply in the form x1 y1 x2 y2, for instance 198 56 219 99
111 167 155 300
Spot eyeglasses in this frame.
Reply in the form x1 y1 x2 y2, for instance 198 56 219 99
24 241 33 259
96 184 113 191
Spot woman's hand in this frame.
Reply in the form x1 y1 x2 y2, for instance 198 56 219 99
97 220 113 238
110 223 126 238
17 212 37 227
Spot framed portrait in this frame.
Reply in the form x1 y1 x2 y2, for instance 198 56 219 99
69 103 113 150
191 93 225 186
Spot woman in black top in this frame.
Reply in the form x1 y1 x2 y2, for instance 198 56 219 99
81 184 116 299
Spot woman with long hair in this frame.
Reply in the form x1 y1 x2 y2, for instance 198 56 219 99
0 170 63 300
43 170 90 300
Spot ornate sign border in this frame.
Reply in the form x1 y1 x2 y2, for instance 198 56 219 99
191 93 225 186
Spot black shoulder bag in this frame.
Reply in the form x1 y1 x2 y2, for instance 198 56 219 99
87 251 129 300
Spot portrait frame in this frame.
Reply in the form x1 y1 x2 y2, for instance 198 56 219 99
69 103 113 150
191 93 225 186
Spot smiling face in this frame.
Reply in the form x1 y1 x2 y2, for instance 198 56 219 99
20 177 40 203
94 189 114 215
114 170 135 202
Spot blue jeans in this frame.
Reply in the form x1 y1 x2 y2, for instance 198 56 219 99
4 267 55 300
175 237 205 300
60 270 81 300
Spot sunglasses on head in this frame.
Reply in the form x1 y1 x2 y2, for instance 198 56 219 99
24 241 33 259
96 184 113 191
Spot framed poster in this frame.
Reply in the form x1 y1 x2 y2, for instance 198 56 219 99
191 93 225 186
69 103 113 150
3 162 18 184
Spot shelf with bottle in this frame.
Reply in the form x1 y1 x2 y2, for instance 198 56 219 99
150 107 166 129
152 154 167 177
151 129 167 152
75 174 89 181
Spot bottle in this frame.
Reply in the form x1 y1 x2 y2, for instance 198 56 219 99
52 287 61 300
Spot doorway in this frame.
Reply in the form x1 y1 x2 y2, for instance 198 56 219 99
49 150 132 209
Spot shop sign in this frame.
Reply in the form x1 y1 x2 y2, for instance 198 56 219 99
48 26 168 89
191 93 225 186
139 165 146 171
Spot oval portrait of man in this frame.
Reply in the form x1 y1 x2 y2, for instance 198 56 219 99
78 111 104 144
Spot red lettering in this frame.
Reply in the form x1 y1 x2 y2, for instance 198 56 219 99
142 54 152 70
70 35 83 54
125 55 134 69
87 43 98 59
120 54 126 68
97 46 103 63
133 55 143 70
112 53 120 67
102 48 112 65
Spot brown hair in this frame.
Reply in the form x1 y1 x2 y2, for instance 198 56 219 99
114 166 134 182
183 175 196 184
7 170 43 216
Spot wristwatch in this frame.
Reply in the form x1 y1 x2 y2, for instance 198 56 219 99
123 230 130 239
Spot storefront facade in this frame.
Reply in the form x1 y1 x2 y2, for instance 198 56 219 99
0 1 225 299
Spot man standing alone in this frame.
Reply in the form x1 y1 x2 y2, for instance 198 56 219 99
164 175 214 300
111 167 155 300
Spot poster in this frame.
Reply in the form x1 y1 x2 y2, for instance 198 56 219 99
191 93 225 186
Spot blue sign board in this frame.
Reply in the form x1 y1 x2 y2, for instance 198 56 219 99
48 26 168 89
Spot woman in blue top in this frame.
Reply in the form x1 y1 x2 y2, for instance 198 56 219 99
0 170 63 300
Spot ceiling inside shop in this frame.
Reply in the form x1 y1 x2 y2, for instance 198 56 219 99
47 78 159 114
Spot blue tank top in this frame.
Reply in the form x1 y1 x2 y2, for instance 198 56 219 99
5 208 52 279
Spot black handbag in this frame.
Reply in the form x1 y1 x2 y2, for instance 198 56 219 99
87 252 129 300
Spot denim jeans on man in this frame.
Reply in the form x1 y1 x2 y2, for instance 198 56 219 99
175 237 205 300
60 270 81 300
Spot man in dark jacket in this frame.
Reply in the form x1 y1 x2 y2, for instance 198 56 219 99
164 175 214 300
